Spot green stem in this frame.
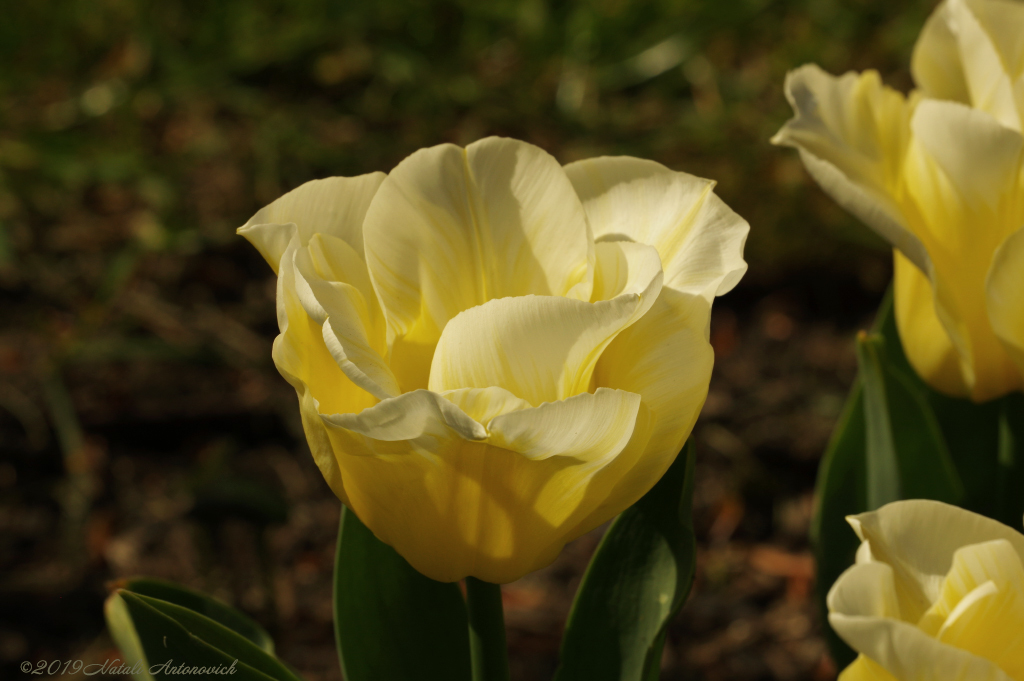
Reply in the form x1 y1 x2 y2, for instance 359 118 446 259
465 577 509 681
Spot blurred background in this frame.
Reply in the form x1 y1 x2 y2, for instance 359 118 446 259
0 0 938 679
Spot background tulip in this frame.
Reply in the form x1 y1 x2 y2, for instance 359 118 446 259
772 0 1024 402
239 137 748 583
828 500 1024 680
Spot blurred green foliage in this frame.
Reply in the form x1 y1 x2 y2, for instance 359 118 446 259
0 0 938 333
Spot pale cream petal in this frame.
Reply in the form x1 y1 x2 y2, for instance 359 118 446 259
563 156 748 300
986 227 1024 379
319 387 652 583
771 64 931 273
363 137 594 391
838 655 899 681
428 241 662 406
910 99 1023 217
577 287 713 528
292 238 398 400
915 540 1024 678
829 561 1012 681
238 173 386 272
847 500 1024 623
911 0 971 104
270 240 377 503
893 249 970 397
828 611 1012 681
948 0 1024 131
902 101 1024 400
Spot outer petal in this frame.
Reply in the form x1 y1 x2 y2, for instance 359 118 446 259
363 137 594 391
893 249 970 397
319 388 652 583
838 655 899 681
917 539 1024 679
578 287 714 529
271 239 378 503
428 241 662 406
986 227 1024 379
238 173 386 272
293 235 399 400
847 500 1024 623
911 0 971 104
771 65 931 273
903 100 1024 400
563 156 749 300
828 561 1012 681
946 0 1024 132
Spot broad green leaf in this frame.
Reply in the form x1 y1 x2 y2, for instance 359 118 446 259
553 439 697 681
333 505 472 681
810 379 865 671
114 577 275 653
997 394 1024 531
105 590 304 681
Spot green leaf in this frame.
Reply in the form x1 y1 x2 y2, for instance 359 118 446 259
856 333 902 509
996 393 1024 532
554 438 697 681
104 590 304 681
333 505 472 681
810 379 865 671
115 578 275 653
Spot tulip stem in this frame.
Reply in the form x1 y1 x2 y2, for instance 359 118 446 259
465 577 509 681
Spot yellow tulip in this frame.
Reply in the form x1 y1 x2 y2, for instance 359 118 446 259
239 137 748 582
772 0 1024 402
828 500 1024 681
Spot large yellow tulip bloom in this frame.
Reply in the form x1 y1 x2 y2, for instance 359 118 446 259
828 500 1024 680
239 137 748 583
773 0 1024 402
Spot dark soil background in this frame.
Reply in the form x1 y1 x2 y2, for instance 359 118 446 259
1 1 936 678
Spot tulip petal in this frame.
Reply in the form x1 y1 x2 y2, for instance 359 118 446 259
563 156 749 300
363 137 594 391
909 99 1023 219
912 0 971 105
271 239 378 504
986 227 1024 379
915 539 1024 679
580 287 713 528
946 0 1024 132
319 388 652 583
771 64 931 273
838 655 899 681
238 173 386 272
893 250 970 396
428 241 662 406
292 236 399 400
847 500 1024 623
903 101 1024 400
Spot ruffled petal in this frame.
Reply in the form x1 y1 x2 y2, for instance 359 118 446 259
986 227 1024 381
579 287 713 528
319 387 651 583
771 64 930 273
828 561 1012 681
363 137 594 390
563 156 748 300
915 539 1024 679
428 241 662 406
847 500 1024 623
238 173 386 272
270 239 378 503
293 235 398 400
